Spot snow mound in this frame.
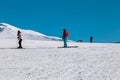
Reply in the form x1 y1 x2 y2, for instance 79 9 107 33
0 23 62 41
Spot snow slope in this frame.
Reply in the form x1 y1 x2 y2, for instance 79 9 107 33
0 23 62 41
0 39 120 80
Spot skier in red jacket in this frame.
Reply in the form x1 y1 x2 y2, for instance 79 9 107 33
62 29 68 47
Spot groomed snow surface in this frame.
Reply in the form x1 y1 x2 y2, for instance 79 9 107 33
0 39 120 80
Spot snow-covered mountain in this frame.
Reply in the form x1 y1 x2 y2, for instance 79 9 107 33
0 23 62 41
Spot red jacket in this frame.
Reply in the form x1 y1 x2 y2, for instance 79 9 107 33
63 31 68 38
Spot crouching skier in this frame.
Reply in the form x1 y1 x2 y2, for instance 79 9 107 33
17 30 23 48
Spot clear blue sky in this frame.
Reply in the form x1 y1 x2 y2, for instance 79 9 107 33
0 0 120 42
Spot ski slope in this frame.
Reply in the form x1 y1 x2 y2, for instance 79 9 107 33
0 39 120 80
0 23 62 41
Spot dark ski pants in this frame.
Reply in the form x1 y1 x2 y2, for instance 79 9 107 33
18 39 22 48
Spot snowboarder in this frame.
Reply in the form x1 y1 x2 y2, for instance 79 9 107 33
90 36 93 43
62 29 68 47
17 30 23 48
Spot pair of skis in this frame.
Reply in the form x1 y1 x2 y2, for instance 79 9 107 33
57 46 78 48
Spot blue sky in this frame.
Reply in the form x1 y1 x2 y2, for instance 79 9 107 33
0 0 120 42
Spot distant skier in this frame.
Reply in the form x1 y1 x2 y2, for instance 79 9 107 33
62 29 68 47
90 36 93 43
17 30 23 48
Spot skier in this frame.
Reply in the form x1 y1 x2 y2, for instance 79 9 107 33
17 30 23 48
90 36 93 43
62 29 68 47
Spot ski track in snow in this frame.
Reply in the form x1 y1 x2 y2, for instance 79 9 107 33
0 40 120 80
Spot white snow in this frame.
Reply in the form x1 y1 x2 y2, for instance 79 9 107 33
0 39 120 80
0 23 120 80
0 23 62 41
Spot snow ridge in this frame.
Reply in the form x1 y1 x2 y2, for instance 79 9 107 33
0 23 62 41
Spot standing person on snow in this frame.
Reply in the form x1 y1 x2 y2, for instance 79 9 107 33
90 36 93 43
17 30 23 48
62 29 68 47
